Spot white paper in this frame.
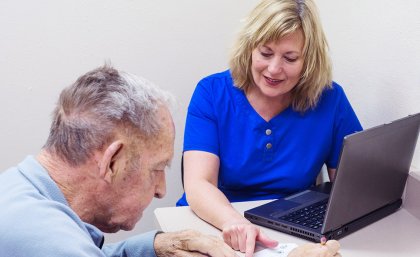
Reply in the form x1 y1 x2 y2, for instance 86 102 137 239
253 243 298 257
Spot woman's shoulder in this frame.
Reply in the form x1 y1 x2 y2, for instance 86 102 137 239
316 81 354 112
194 70 237 96
325 81 345 94
201 69 231 79
319 81 348 101
198 70 233 86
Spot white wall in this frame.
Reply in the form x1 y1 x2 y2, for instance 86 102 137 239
1 0 419 243
316 0 420 169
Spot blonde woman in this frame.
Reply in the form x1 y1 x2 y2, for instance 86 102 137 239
178 0 360 256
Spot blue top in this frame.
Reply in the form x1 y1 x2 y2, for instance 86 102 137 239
177 70 362 206
0 156 158 257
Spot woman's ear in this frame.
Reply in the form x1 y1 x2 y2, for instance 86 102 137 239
99 140 123 183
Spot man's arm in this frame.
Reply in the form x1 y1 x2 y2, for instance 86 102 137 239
103 230 237 257
154 230 237 257
102 230 159 257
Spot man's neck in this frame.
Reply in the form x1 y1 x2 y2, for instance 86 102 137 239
36 150 101 224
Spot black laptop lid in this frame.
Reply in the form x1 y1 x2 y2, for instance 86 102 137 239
322 113 420 233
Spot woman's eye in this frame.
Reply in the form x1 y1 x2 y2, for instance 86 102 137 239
260 52 272 58
285 56 298 62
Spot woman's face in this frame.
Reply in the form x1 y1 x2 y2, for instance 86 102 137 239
250 29 305 102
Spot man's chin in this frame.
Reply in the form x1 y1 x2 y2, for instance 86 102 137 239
100 221 138 233
99 213 142 233
99 225 121 233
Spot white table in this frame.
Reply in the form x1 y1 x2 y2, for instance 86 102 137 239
154 172 420 256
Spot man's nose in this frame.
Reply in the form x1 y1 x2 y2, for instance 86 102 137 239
154 172 166 199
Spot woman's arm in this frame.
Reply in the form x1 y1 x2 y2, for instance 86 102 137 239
183 150 277 257
183 150 246 230
327 168 337 182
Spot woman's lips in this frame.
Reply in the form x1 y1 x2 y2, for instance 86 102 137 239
264 76 283 86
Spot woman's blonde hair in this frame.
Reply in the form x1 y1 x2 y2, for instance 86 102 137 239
229 0 332 112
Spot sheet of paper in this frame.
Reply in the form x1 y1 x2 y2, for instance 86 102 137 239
253 243 298 257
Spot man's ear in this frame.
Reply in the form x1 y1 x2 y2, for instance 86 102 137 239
99 140 123 183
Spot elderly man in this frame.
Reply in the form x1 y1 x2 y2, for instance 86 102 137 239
0 65 340 257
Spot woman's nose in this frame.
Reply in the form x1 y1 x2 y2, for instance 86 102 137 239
267 58 283 74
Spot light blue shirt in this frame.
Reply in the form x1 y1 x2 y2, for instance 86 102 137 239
0 156 158 257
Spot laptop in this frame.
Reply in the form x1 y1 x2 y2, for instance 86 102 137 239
244 112 420 242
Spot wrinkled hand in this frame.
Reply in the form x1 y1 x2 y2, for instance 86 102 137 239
222 221 278 257
288 240 341 257
154 229 238 257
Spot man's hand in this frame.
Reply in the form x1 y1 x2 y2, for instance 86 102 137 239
287 240 341 257
222 221 278 257
154 230 238 257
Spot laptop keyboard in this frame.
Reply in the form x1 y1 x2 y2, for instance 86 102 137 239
279 199 328 229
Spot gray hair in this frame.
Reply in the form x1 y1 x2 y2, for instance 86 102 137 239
44 64 174 166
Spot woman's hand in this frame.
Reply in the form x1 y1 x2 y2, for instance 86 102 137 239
221 220 278 257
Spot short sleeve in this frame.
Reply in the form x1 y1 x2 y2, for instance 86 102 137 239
326 86 363 168
183 78 219 155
